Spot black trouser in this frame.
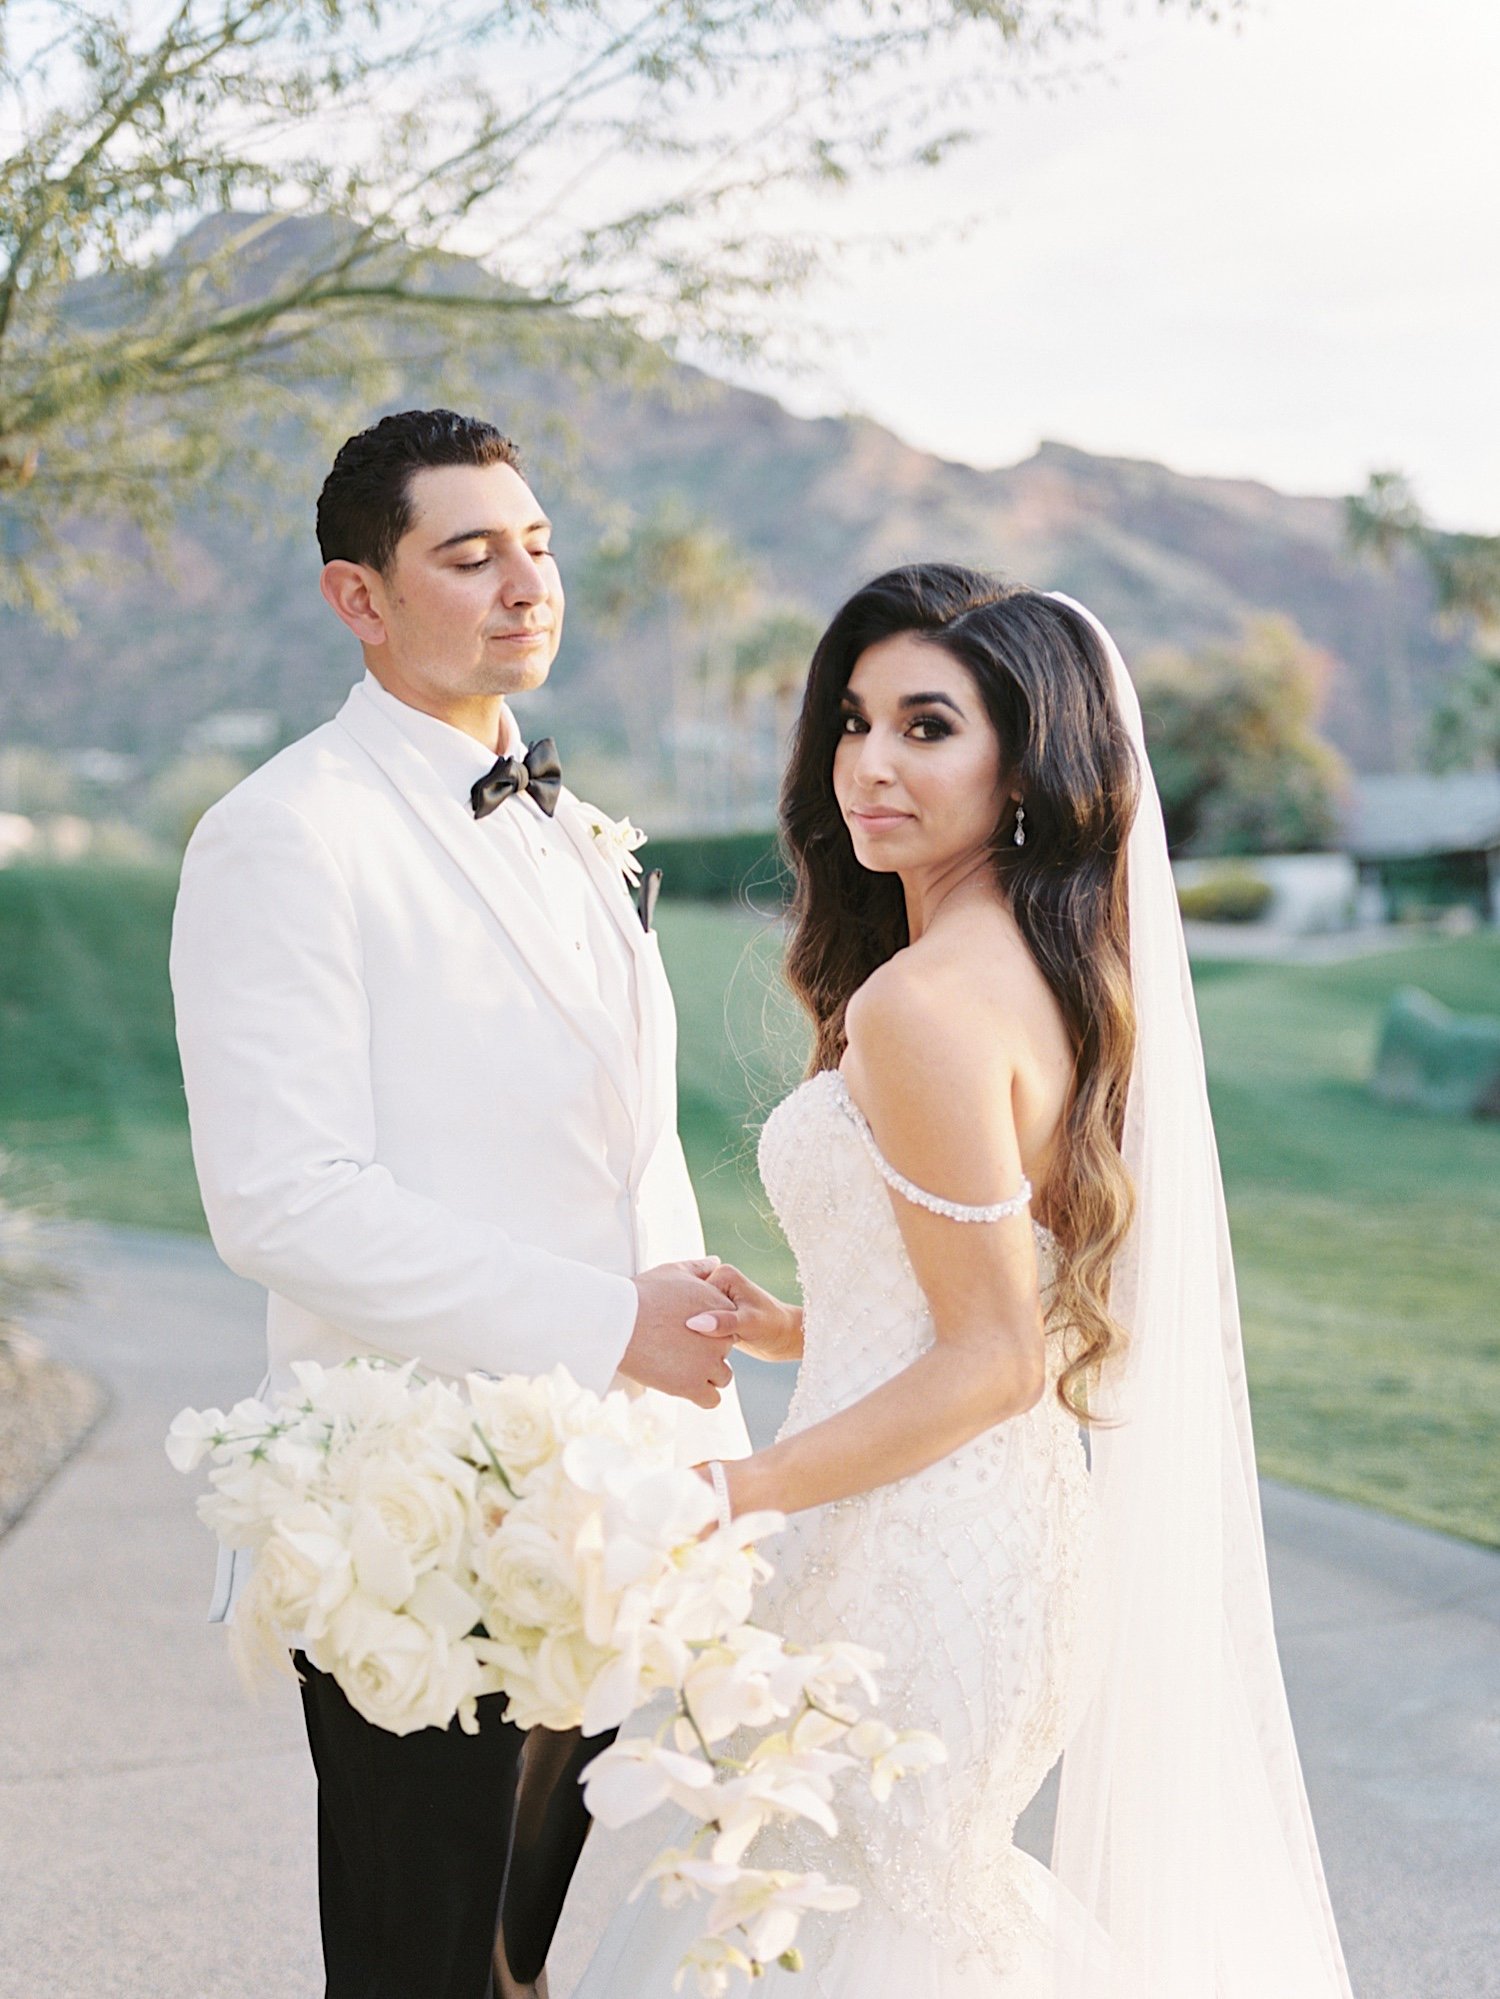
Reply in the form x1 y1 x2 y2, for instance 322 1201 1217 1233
295 1654 612 1999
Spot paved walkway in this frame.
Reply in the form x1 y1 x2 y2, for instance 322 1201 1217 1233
1181 919 1454 965
1 1228 1496 1999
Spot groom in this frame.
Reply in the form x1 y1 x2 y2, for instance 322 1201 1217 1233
170 408 751 1999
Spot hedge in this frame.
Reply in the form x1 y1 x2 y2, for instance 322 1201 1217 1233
1176 869 1274 924
643 829 791 906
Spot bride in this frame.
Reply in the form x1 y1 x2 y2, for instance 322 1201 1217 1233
573 569 1354 1998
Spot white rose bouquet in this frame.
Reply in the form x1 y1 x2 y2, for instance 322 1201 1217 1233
167 1358 944 1991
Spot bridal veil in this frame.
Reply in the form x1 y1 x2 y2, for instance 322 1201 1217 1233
1042 593 1355 1999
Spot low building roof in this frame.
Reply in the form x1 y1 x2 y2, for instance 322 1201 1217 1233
1344 772 1500 861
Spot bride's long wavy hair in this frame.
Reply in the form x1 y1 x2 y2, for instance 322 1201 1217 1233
780 565 1140 1419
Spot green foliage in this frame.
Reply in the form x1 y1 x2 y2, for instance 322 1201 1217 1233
1137 616 1349 855
656 904 806 1299
1347 471 1500 771
1175 869 1273 924
649 832 790 906
0 862 204 1228
2 0 1183 619
730 612 824 705
6 869 1496 1543
1348 470 1500 632
1428 653 1500 772
142 753 248 851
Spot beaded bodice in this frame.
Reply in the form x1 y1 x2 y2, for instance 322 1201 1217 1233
749 1068 1093 1980
761 1068 1067 1436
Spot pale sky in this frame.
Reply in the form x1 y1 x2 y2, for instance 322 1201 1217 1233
727 0 1500 533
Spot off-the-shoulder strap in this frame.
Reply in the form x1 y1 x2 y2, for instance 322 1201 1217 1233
830 1072 1032 1224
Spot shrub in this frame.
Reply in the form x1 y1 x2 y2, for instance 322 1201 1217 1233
1371 987 1500 1118
1176 870 1274 924
644 830 790 906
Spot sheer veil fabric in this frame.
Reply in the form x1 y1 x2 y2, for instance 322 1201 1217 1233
1042 594 1354 1999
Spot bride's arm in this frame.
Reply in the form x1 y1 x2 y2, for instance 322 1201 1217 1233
721 964 1047 1518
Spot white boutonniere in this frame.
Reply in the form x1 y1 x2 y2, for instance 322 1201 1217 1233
584 806 648 888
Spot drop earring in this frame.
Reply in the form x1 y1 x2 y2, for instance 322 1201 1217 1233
1013 801 1026 848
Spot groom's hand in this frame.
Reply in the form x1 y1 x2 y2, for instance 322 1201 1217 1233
696 1262 803 1364
623 1262 738 1408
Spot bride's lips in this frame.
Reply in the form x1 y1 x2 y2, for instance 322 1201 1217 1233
847 807 913 830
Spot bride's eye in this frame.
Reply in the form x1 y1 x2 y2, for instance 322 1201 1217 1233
838 712 867 735
908 714 953 741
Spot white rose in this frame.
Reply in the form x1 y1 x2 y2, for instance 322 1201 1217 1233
349 1452 472 1581
228 1511 354 1684
467 1374 566 1484
478 1514 583 1633
407 1377 475 1459
477 1626 612 1733
308 1594 483 1736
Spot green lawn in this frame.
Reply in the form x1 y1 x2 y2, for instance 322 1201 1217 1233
1189 941 1500 1546
0 865 205 1231
2 864 1497 1543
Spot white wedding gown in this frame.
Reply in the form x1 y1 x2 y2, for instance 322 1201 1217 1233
574 1067 1109 1998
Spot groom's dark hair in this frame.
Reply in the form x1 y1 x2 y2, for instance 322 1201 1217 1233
316 409 523 574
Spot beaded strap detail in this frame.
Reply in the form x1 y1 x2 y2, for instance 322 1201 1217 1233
830 1073 1032 1224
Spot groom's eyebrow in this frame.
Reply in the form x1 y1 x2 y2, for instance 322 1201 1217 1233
430 517 552 551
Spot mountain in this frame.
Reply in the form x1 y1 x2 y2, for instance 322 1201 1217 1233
0 225 1464 777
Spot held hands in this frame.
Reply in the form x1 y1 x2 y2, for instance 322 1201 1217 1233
622 1255 801 1409
623 1260 739 1408
688 1261 803 1365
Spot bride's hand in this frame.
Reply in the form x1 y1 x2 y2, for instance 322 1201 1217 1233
686 1261 803 1364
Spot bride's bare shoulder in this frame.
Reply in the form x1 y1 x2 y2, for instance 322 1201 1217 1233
844 919 1028 1085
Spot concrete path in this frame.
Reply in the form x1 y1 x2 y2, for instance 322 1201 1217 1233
1 1228 1496 1999
1181 919 1456 966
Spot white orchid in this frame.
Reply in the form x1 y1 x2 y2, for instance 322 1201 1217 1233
846 1718 949 1801
583 1741 719 1827
582 805 649 887
168 1354 944 1986
672 1935 758 1998
702 1868 860 1963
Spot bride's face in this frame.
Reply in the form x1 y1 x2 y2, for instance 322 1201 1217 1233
833 633 1008 876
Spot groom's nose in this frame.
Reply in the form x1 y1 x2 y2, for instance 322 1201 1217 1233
498 546 549 606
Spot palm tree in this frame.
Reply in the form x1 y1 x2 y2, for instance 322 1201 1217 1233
1347 472 1500 770
724 610 824 818
577 500 753 810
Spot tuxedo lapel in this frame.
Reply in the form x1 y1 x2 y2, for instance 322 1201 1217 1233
334 687 639 1125
552 795 676 1174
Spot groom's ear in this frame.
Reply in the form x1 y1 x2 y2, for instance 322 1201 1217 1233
320 559 389 647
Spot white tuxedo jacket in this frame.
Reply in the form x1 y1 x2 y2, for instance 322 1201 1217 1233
171 678 750 1541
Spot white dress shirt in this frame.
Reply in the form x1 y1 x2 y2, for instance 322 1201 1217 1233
362 673 639 1044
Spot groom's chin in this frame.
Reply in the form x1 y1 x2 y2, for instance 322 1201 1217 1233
483 649 558 696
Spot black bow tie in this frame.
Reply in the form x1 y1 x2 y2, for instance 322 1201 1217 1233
471 738 563 820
